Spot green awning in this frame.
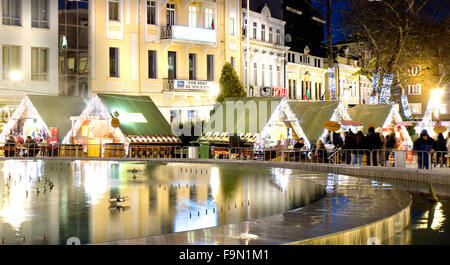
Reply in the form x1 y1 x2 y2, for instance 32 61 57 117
203 97 282 134
28 95 86 142
97 94 173 136
286 101 340 143
348 104 393 133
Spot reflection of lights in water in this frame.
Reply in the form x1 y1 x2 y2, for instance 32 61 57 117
271 168 291 191
326 175 335 192
430 202 445 231
0 176 31 230
173 200 218 233
415 202 445 231
83 162 108 205
210 167 220 199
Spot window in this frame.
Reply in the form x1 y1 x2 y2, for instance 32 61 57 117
170 110 181 124
261 24 265 41
276 29 280 45
269 27 273 43
269 65 273 86
253 22 257 39
2 0 21 26
148 50 157 79
253 63 257 86
147 1 156 25
242 19 247 36
168 51 176 79
2 45 21 79
229 18 235 35
204 8 213 29
166 3 175 25
261 64 265 87
440 104 447 114
188 6 197 28
109 47 119 77
189 53 196 80
32 0 48 28
409 65 421 76
31 47 48 80
307 56 310 64
287 53 291 63
292 54 296 63
187 110 198 121
276 66 280 87
299 55 303 62
407 84 421 95
409 103 421 114
109 0 120 21
207 55 214 81
230 57 235 69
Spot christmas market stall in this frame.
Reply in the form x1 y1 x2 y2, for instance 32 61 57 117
201 97 283 158
347 104 413 149
263 100 352 147
66 94 180 158
0 95 86 157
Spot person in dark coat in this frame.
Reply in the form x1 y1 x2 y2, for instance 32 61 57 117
365 127 382 166
332 132 343 148
413 130 435 169
342 130 355 164
434 133 447 167
352 131 365 165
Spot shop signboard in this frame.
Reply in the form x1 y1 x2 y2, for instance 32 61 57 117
272 88 288 97
341 120 361 126
323 121 341 132
174 80 211 91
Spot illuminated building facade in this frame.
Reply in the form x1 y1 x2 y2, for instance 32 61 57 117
285 47 327 101
241 4 288 97
0 0 59 110
90 0 242 124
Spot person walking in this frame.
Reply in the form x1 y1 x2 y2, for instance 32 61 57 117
365 127 382 166
413 130 435 169
447 132 450 167
434 133 447 167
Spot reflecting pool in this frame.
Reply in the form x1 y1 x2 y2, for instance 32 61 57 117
0 161 325 244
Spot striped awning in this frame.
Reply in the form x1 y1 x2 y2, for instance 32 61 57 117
126 135 181 144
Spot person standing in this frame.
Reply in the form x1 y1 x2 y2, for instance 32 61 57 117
447 132 450 167
435 133 447 167
343 130 355 164
352 131 365 165
385 130 397 166
365 127 382 166
413 130 435 169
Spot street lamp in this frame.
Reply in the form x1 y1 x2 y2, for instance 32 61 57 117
9 70 22 81
430 88 444 119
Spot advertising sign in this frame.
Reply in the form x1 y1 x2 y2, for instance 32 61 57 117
174 80 211 91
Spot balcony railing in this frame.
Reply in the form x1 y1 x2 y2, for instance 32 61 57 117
163 78 213 92
161 25 217 44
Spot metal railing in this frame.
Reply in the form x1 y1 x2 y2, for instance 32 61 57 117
1 143 449 171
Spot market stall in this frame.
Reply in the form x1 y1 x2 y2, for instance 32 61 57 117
262 100 352 148
201 97 283 158
0 95 86 156
66 94 180 158
347 104 413 148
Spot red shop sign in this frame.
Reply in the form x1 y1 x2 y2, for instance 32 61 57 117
272 88 288 97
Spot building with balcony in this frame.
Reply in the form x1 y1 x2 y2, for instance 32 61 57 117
90 0 242 124
331 40 373 107
241 4 288 97
0 0 59 117
285 46 327 101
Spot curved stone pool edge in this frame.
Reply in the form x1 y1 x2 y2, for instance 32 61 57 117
98 159 412 245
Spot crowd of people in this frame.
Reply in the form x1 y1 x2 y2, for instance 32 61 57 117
291 127 450 169
4 135 40 157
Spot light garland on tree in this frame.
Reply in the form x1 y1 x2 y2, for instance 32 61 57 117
401 95 412 119
327 67 337 100
378 74 394 104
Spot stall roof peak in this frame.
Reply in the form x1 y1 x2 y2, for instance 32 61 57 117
96 94 173 136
